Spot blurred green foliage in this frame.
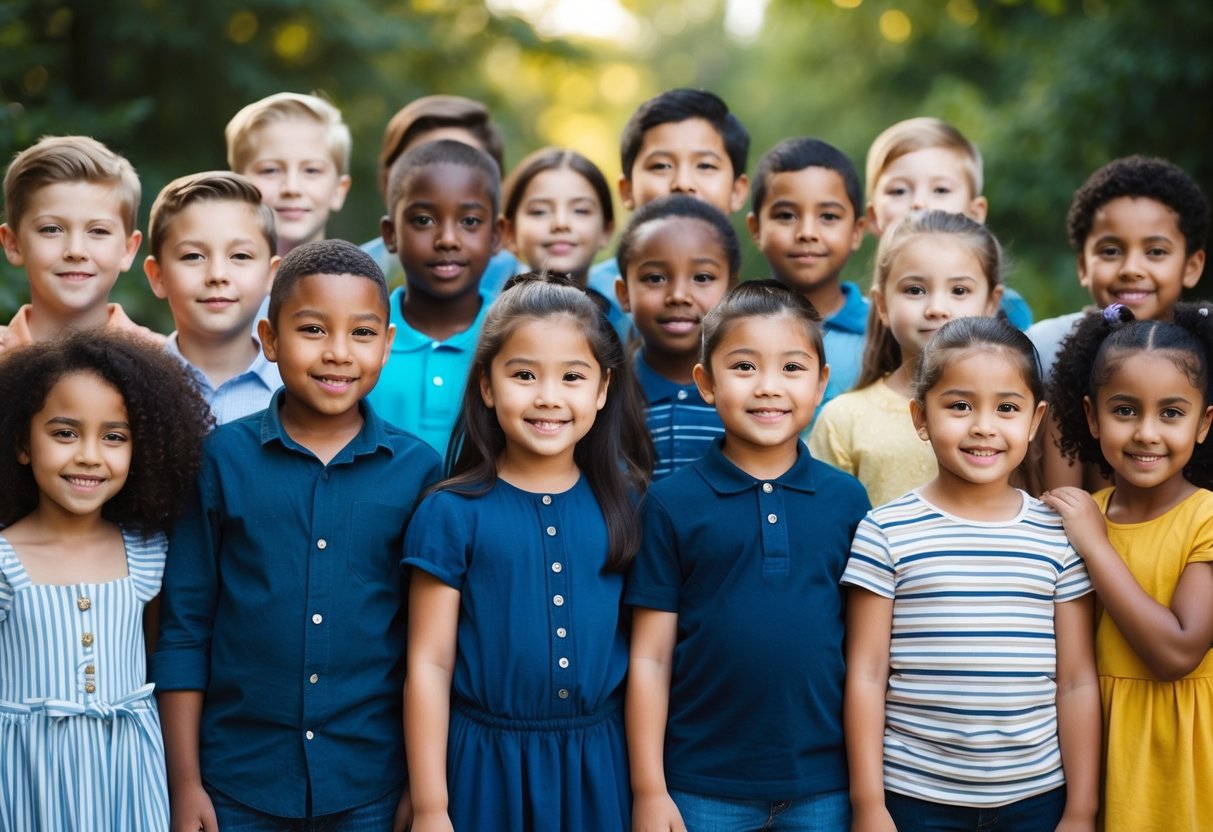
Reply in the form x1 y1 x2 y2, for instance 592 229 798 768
2 0 1211 332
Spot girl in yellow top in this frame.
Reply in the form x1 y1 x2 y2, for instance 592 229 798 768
1043 302 1213 832
808 210 1003 507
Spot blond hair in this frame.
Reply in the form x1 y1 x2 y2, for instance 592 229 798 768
864 117 982 207
3 135 140 232
147 171 276 259
225 92 351 175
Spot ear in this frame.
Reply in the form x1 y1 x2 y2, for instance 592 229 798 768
1181 248 1205 290
618 175 635 212
596 367 611 411
1083 395 1099 440
814 363 831 409
144 256 169 299
258 318 279 363
967 195 989 224
746 211 761 246
330 174 352 211
381 323 396 368
909 397 930 442
119 229 143 272
380 215 398 254
267 255 282 289
0 223 24 266
1076 253 1090 289
501 217 520 258
1027 399 1049 442
615 276 631 314
728 174 750 214
15 440 30 466
849 214 866 252
478 369 494 409
488 215 505 255
984 283 1005 316
1196 403 1213 445
691 362 715 405
865 204 882 238
871 286 890 327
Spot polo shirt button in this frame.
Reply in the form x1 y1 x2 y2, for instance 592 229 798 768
317 539 327 550
762 483 773 493
432 376 443 387
305 730 315 740
77 596 91 611
557 689 569 699
553 595 564 606
677 389 688 401
552 562 562 573
546 526 556 537
542 495 552 505
310 673 319 684
312 613 323 624
558 657 569 668
556 627 567 638
767 513 778 524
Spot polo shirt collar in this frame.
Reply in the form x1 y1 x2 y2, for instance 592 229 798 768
258 388 395 459
695 438 817 495
824 281 868 335
165 332 280 391
635 351 699 402
388 285 492 353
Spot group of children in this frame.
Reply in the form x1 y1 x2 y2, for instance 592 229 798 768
0 84 1208 832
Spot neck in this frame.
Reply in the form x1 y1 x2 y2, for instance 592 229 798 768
920 474 1022 522
27 500 112 542
1107 474 1197 523
884 361 916 398
799 280 845 320
27 302 110 342
277 396 364 465
721 436 799 482
495 447 580 493
640 346 697 386
176 330 261 388
401 284 483 341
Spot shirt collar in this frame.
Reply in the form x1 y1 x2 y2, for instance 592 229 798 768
388 285 492 352
634 352 701 402
165 332 281 392
258 388 395 460
695 438 817 495
823 281 869 334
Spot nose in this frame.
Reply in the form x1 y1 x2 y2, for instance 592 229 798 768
74 436 101 466
207 258 228 285
924 290 951 320
552 206 571 232
1120 248 1146 280
796 215 818 243
1133 415 1161 444
323 333 353 364
435 218 461 251
910 186 926 211
665 275 691 306
281 167 301 196
533 374 561 406
63 228 88 260
670 163 696 195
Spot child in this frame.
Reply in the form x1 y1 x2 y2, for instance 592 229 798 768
404 274 651 832
591 88 750 317
844 316 1100 832
1033 156 1207 491
865 117 1033 329
748 136 866 408
1042 303 1213 832
153 240 442 830
809 210 1003 507
0 330 210 831
144 171 282 424
615 194 739 478
502 147 623 334
369 139 503 455
627 281 870 830
0 135 160 352
225 92 351 256
362 94 518 294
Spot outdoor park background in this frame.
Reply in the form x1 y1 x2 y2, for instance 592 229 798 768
2 0 1211 333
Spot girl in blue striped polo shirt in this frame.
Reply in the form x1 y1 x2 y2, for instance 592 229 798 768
843 317 1101 831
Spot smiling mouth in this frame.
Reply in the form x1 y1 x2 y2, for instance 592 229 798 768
56 272 95 281
527 418 568 434
314 375 357 391
1126 452 1163 464
276 207 309 219
429 262 467 279
199 297 237 306
749 408 789 422
64 475 104 489
1112 289 1152 303
658 319 698 335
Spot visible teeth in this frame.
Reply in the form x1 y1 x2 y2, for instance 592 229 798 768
529 420 564 430
66 476 101 486
967 450 997 457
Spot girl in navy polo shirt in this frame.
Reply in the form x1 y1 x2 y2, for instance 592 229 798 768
404 274 651 831
627 280 871 831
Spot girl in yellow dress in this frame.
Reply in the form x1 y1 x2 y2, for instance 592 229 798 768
1043 302 1213 832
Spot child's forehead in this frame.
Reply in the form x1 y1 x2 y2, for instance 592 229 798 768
1089 195 1183 238
165 199 269 239
638 118 729 159
881 146 971 181
764 166 850 200
632 214 725 254
285 271 388 312
399 162 494 203
247 117 333 159
25 180 126 217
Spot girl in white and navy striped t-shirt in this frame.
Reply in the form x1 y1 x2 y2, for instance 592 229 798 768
842 317 1101 832
0 331 209 832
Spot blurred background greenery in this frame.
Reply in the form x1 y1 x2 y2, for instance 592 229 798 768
2 0 1211 332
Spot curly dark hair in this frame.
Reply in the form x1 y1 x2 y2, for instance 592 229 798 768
268 238 389 328
0 330 213 533
1066 156 1209 256
1048 302 1213 488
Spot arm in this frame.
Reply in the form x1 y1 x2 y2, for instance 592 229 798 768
626 608 685 832
844 588 897 832
1041 417 1083 491
404 569 460 832
1042 487 1213 679
1052 594 1100 831
159 690 217 832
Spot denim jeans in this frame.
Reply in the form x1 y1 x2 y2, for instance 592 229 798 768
668 787 850 831
207 785 402 832
884 786 1066 831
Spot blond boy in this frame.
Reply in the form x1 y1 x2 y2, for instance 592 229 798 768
865 117 1032 328
0 135 159 351
144 171 282 424
225 92 351 256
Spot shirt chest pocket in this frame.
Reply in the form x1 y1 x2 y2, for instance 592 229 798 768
348 502 411 584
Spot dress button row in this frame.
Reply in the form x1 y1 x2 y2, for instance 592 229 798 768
81 632 94 647
77 596 91 611
84 683 96 694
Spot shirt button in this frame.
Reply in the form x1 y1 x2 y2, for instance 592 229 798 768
553 595 564 607
762 483 773 493
84 682 96 694
85 664 95 674
767 513 778 524
312 613 323 624
432 376 443 387
305 730 315 740
317 539 327 550
542 495 552 505
556 627 567 638
81 633 94 647
552 562 562 573
546 526 556 537
309 673 319 684
558 657 569 668
557 689 569 699
676 389 688 401
77 596 91 611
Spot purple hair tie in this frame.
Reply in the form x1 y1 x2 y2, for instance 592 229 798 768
1102 303 1133 326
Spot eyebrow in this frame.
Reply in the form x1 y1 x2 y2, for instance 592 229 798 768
174 237 261 249
939 388 1026 399
406 199 490 212
45 416 131 430
724 347 814 359
503 357 593 369
1106 392 1192 405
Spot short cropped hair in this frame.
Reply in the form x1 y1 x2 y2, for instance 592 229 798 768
3 135 141 233
377 95 504 201
1066 155 1209 256
267 238 388 327
225 92 351 175
751 137 863 216
385 139 502 217
615 194 741 279
619 89 749 183
864 117 982 206
147 171 276 259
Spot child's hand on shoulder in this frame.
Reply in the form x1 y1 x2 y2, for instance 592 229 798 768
851 801 898 832
1040 487 1111 559
632 791 687 832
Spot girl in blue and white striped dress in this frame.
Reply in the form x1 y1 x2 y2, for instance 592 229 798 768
0 331 209 831
842 317 1102 832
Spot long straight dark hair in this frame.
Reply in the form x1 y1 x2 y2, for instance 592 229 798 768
442 273 653 571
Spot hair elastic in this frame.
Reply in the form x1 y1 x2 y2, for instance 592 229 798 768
1102 303 1133 326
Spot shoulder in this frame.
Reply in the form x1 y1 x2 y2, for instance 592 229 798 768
808 455 868 500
